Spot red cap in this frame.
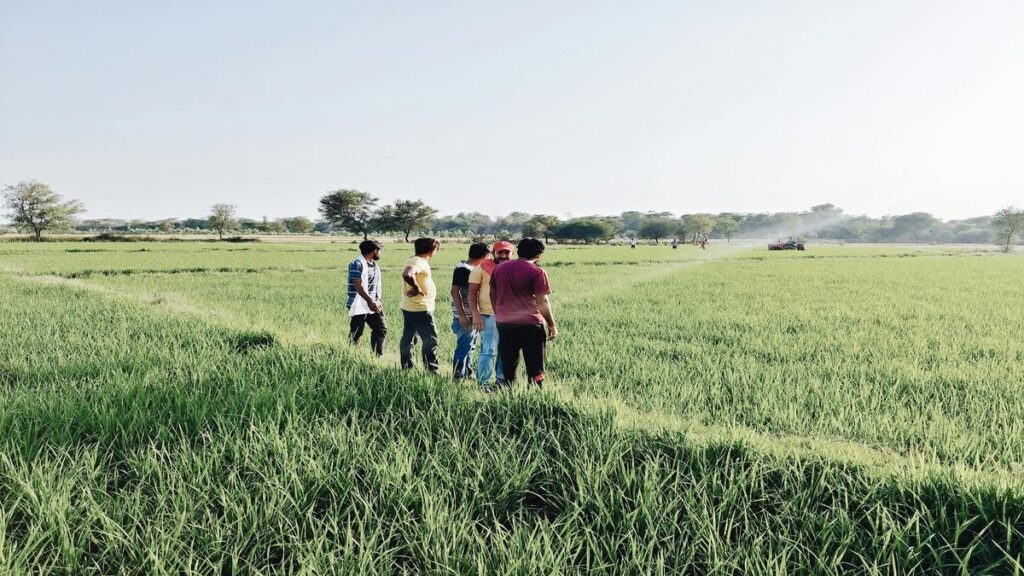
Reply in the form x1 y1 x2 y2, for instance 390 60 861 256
492 241 515 253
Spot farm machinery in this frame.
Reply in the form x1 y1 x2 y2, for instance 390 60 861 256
768 239 805 251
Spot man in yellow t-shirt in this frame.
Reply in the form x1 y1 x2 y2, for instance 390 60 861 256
400 237 441 372
468 240 513 389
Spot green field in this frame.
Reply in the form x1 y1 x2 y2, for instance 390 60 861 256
1 241 1022 574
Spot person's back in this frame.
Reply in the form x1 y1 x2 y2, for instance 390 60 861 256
399 237 441 372
490 238 556 388
492 259 548 325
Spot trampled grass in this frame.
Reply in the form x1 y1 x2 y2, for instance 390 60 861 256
1 241 1022 573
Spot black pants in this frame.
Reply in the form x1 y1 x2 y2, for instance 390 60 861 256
350 313 387 357
497 323 547 385
400 310 439 372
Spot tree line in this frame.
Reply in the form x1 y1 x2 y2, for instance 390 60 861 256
4 180 1024 251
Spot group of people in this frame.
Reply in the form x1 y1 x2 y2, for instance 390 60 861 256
346 237 557 390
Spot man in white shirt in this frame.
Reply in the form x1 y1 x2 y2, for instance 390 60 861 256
348 240 386 356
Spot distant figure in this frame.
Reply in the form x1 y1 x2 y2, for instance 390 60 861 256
490 238 557 388
469 240 514 390
700 238 708 250
630 237 637 250
451 243 489 380
400 237 441 372
347 240 386 356
671 238 678 249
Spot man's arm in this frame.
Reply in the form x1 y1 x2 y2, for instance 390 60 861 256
451 285 471 329
352 278 381 313
468 283 484 331
402 265 422 296
537 294 557 340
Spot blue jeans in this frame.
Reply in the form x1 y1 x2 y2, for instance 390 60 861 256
451 317 478 379
476 314 503 385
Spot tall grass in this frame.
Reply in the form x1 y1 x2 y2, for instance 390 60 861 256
1 244 1022 573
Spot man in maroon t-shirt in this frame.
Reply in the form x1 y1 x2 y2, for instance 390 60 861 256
489 237 558 388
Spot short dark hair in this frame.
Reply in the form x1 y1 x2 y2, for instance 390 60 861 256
517 237 545 259
468 242 490 260
359 240 382 256
413 237 440 256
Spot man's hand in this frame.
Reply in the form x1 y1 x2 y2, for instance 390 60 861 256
547 324 558 341
459 316 472 332
370 301 383 314
472 315 485 332
406 284 422 297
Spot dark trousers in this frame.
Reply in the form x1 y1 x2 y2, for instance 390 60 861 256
497 323 547 385
350 313 387 357
400 310 440 372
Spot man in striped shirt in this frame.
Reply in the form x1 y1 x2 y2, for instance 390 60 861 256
348 240 386 356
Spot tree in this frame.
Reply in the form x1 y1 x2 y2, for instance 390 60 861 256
282 216 315 234
639 218 675 244
453 212 494 235
619 211 646 234
377 199 438 242
715 216 741 242
257 217 286 234
992 206 1024 252
552 217 617 244
521 214 561 242
158 219 177 233
495 211 531 234
692 214 716 241
892 212 940 242
675 216 693 244
807 203 844 221
318 189 379 240
208 204 237 240
2 180 85 241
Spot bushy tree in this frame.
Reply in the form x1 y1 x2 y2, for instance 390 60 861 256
892 212 940 242
715 216 741 242
619 211 646 234
639 218 675 244
634 215 675 241
992 206 1024 252
208 204 237 239
257 217 286 234
454 212 494 235
521 214 561 242
319 189 378 239
2 180 85 241
377 200 438 242
282 216 315 234
692 214 716 241
553 217 617 244
495 211 531 234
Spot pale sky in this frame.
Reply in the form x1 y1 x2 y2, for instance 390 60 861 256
2 1 1023 221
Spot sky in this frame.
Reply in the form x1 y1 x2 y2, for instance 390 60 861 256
2 1 1023 221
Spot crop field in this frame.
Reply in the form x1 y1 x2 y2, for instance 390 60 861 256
1 240 1022 574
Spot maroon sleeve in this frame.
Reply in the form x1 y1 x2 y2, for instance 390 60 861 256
533 268 551 295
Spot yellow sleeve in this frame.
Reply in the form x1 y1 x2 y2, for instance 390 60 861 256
468 267 483 284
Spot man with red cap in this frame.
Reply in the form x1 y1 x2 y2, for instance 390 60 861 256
468 240 513 390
